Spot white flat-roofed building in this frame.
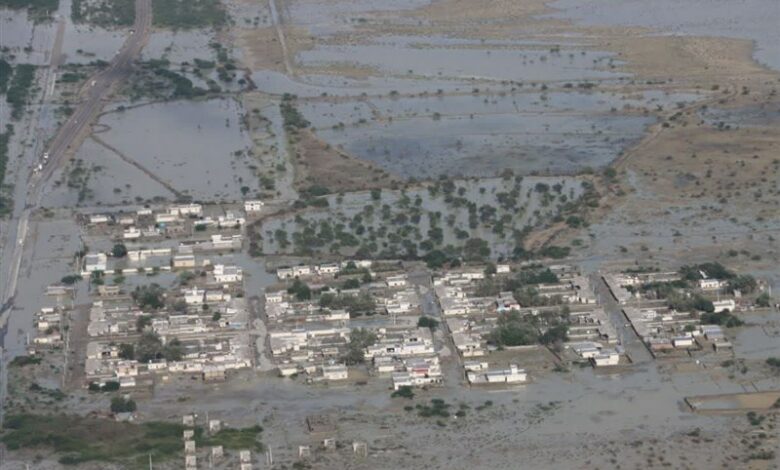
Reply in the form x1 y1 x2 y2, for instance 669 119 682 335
123 226 141 239
169 203 202 217
591 349 620 367
277 267 294 279
321 363 348 380
699 278 726 290
318 263 340 275
244 200 264 212
85 253 108 272
386 275 407 288
712 299 736 313
292 265 312 277
214 264 243 283
184 287 205 305
89 214 110 225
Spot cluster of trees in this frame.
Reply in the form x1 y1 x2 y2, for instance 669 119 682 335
0 126 15 216
6 64 36 119
700 311 744 328
341 328 376 365
126 332 184 363
319 291 376 317
287 279 311 301
680 262 735 281
280 94 309 131
110 396 137 413
668 292 714 313
489 311 539 347
265 177 581 265
132 284 165 310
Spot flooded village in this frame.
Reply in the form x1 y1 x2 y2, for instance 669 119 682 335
0 0 778 469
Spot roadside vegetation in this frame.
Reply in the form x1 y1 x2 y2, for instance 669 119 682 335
0 58 12 94
71 0 135 27
152 0 226 29
0 125 13 216
6 64 36 119
0 0 58 22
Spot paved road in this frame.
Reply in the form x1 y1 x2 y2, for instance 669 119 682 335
591 272 654 364
1 0 151 316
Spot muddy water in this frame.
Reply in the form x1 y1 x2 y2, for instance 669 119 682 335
298 41 624 82
1 218 83 355
315 110 653 178
0 10 57 65
548 0 780 71
95 98 260 201
259 176 584 257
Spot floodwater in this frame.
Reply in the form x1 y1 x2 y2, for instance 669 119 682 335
298 40 624 82
301 90 701 179
41 138 174 208
259 176 584 257
732 311 780 360
548 0 780 71
286 0 432 33
142 30 216 64
0 9 57 65
699 104 780 128
0 218 83 355
313 108 652 178
251 69 479 97
60 25 128 64
95 98 260 201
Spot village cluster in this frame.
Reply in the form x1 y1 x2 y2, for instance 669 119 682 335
24 202 765 399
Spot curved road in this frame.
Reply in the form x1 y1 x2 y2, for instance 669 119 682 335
0 0 152 431
0 0 152 314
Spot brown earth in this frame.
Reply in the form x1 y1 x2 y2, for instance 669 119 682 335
290 128 401 192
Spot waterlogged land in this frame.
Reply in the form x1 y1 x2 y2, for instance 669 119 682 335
1 0 780 469
253 175 590 259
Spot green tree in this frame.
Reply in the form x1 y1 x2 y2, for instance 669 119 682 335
111 243 128 258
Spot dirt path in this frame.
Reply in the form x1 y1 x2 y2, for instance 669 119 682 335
89 133 184 199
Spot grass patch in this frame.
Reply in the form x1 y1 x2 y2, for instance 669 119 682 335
197 425 264 451
10 355 41 367
152 0 226 29
1 414 188 466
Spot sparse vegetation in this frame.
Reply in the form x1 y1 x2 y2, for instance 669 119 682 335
152 0 226 29
0 0 58 22
6 64 36 119
1 414 189 465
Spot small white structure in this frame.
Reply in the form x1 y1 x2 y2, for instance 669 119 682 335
89 214 110 225
591 349 620 367
184 287 205 305
84 253 108 272
244 200 264 213
712 299 736 313
699 278 725 290
468 364 527 384
386 275 407 288
214 264 243 283
321 363 348 381
672 336 695 348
